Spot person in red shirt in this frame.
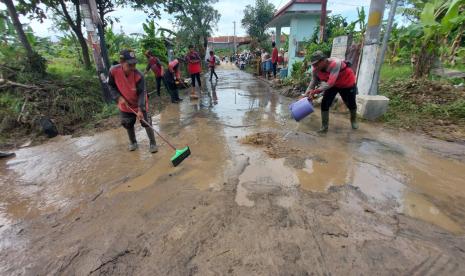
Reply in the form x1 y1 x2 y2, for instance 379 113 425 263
163 59 183 103
305 51 358 133
207 50 219 81
143 50 166 97
108 49 158 153
185 45 202 99
271 41 279 78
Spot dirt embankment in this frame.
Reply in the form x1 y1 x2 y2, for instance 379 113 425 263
380 79 465 142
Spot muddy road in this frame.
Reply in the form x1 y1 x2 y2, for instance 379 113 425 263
1 65 465 275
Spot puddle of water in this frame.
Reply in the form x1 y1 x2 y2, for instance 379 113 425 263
298 149 350 192
351 162 405 202
236 157 299 207
403 191 464 234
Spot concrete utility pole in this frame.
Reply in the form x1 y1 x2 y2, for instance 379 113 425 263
357 0 386 95
80 0 111 102
319 0 328 43
369 0 399 95
233 21 237 55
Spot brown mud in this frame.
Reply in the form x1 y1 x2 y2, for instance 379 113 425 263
1 64 465 275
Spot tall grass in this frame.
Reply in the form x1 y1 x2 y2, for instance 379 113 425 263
380 64 412 82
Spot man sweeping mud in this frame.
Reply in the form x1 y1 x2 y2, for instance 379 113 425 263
108 49 158 153
305 51 358 133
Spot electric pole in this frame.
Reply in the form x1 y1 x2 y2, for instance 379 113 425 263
319 0 328 43
369 0 399 95
233 21 237 55
356 0 386 95
80 0 111 102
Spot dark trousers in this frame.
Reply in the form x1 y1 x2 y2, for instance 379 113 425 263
120 111 151 129
321 86 357 111
210 67 218 80
166 82 181 102
272 62 277 77
191 73 201 87
155 77 167 96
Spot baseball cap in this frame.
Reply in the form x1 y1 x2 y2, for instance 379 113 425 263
120 49 137 64
310 50 326 65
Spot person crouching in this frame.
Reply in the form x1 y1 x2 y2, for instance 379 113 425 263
163 59 183 103
108 49 158 153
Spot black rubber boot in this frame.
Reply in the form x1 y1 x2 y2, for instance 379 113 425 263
126 127 138 151
145 127 158 153
317 111 329 133
350 109 358 129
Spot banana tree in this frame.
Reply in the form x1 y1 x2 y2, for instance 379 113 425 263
140 19 168 63
414 0 464 77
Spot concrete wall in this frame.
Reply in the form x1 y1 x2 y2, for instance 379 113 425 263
288 15 318 76
288 3 321 12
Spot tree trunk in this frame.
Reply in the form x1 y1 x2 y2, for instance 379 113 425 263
56 0 92 69
449 24 465 65
76 29 92 70
439 32 450 63
413 46 434 79
3 0 34 56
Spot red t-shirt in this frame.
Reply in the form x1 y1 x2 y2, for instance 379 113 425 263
148 56 164 77
314 60 356 89
272 47 279 63
209 55 216 68
110 65 146 113
185 51 202 74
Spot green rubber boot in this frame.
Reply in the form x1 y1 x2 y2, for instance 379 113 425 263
318 111 329 133
350 109 358 130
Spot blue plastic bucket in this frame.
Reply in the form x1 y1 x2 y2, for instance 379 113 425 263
289 98 314 121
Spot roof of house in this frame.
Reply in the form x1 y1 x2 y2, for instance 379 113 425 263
274 0 323 18
267 0 325 28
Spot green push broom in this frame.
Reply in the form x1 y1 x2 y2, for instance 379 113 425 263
126 105 191 166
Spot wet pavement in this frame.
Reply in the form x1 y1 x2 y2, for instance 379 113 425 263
1 64 465 275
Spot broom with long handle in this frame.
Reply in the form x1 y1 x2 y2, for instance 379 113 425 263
125 104 190 167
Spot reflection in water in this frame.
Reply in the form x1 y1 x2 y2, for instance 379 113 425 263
403 191 463 234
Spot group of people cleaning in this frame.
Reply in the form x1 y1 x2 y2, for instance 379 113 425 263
107 45 219 153
108 43 358 154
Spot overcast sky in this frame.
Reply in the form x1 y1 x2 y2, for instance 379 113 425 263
4 0 372 38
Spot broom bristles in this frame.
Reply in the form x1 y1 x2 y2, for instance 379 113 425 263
171 146 191 167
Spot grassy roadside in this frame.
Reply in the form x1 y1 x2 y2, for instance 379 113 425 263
379 64 465 142
0 58 170 149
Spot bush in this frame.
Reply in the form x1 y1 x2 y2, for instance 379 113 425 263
291 61 309 89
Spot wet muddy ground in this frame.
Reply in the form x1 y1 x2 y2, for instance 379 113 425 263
1 64 465 275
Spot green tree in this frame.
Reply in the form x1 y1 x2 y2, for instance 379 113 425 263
140 19 168 63
413 0 465 77
241 0 275 47
2 0 46 74
166 0 220 57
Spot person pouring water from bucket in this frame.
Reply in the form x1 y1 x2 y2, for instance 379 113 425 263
305 51 358 133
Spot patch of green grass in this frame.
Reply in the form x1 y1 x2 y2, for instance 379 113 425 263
47 58 95 79
379 84 465 129
0 93 22 115
94 104 119 121
445 63 465 72
380 64 412 82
